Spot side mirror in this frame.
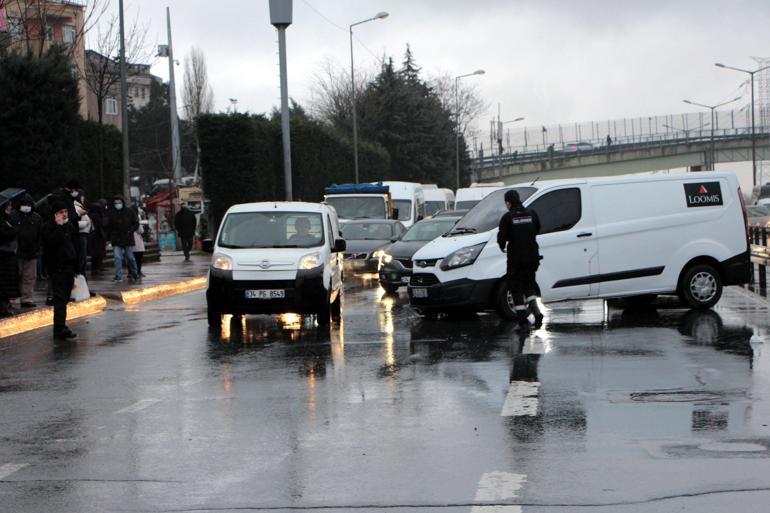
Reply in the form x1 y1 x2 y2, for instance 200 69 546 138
201 239 215 254
332 239 346 253
390 238 398 243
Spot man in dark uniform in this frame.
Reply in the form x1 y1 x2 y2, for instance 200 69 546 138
497 190 544 329
42 201 79 340
174 203 197 261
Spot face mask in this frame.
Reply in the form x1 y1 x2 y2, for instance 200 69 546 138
70 191 79 198
20 206 32 214
115 203 124 211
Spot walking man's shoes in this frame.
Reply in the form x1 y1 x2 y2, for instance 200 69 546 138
54 329 77 340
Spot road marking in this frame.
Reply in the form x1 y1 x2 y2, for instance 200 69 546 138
470 471 526 512
0 463 28 480
115 399 161 414
501 381 540 417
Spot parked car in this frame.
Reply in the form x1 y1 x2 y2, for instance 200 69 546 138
746 204 770 227
341 219 407 272
205 202 345 327
564 142 593 153
378 216 462 294
409 172 750 317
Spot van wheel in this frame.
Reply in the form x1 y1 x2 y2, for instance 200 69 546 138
331 289 342 321
207 308 221 328
381 284 399 295
494 281 518 320
679 265 722 309
317 292 332 326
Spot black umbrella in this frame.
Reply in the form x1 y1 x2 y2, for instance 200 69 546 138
0 188 26 208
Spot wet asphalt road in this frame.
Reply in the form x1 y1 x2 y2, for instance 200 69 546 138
2 275 770 512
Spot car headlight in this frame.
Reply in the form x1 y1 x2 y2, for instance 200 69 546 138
439 242 486 271
299 252 322 270
212 253 233 271
380 252 393 264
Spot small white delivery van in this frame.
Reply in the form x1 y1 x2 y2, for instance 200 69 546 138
206 202 346 326
408 173 751 317
379 181 425 228
423 186 456 217
455 182 504 210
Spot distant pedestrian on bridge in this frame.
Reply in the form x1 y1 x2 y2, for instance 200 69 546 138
606 134 613 150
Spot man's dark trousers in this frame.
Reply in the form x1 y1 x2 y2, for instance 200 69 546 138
51 271 74 335
181 237 193 260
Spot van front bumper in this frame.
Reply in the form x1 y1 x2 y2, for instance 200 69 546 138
206 266 326 315
407 274 497 311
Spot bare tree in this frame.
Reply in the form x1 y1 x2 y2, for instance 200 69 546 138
82 13 151 197
182 47 214 120
429 73 489 142
309 58 374 133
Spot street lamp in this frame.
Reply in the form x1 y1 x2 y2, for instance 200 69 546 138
498 117 524 154
349 11 389 183
683 96 741 170
455 69 485 189
715 62 770 185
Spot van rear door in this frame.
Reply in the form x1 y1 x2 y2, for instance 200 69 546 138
527 185 599 302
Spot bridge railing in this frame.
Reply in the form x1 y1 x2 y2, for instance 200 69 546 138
749 226 770 297
473 126 770 170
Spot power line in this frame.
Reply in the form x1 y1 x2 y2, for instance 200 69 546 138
301 0 381 60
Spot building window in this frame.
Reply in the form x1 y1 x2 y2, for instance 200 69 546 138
62 25 76 44
45 25 54 42
140 87 146 99
105 97 118 116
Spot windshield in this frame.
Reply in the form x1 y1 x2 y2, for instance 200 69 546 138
455 200 480 210
424 201 446 217
218 211 324 249
402 219 457 241
748 205 770 216
341 222 396 240
326 196 387 220
450 187 537 235
393 200 413 221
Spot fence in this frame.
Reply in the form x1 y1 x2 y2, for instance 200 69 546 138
748 226 770 297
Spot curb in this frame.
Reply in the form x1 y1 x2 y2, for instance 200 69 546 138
107 277 207 305
0 297 108 339
0 277 207 339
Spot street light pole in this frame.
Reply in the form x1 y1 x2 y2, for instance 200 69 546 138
349 11 388 184
118 0 130 199
683 97 741 170
454 69 485 190
166 8 182 185
270 0 294 200
715 62 770 185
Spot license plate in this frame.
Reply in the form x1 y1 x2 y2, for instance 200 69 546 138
401 276 411 283
245 289 285 299
412 287 428 298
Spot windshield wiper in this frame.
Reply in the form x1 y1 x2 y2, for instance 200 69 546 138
451 227 477 234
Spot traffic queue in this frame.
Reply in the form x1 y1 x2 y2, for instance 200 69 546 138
205 173 752 330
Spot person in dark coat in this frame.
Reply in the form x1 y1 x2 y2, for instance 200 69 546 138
497 189 543 329
174 203 197 261
88 199 107 275
0 201 21 317
48 179 82 224
105 195 139 282
42 201 79 339
13 195 42 307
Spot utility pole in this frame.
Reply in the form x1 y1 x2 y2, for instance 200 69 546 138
118 0 130 199
270 0 293 200
166 7 182 185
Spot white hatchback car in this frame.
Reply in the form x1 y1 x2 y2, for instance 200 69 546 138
206 202 346 326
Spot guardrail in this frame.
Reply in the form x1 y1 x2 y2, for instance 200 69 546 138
749 226 770 297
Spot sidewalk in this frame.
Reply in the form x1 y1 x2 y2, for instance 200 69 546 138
0 252 210 338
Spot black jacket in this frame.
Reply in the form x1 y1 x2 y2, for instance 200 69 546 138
13 211 43 259
0 213 18 255
105 206 139 247
497 205 541 265
174 208 197 238
42 219 79 273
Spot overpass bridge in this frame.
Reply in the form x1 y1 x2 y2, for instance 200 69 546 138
470 110 770 184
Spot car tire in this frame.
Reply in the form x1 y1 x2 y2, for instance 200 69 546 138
679 264 722 309
494 281 517 320
381 284 399 295
207 306 221 328
331 289 342 321
621 294 658 309
317 291 332 326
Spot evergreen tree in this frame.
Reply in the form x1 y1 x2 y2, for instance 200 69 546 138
0 46 81 197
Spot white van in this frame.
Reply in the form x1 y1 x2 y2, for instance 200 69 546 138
423 186 456 217
206 202 346 326
409 173 750 317
379 181 425 228
455 182 504 210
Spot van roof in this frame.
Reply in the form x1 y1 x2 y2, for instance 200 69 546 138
226 201 327 214
505 172 740 191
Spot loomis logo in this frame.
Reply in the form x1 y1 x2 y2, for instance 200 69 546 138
684 182 723 208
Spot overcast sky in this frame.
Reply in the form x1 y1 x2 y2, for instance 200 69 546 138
92 0 770 189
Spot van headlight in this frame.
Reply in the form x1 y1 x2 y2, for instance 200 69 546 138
439 243 486 271
212 253 233 271
299 252 322 270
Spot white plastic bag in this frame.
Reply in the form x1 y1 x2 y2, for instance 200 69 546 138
71 274 90 302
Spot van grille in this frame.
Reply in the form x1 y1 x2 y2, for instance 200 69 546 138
415 258 439 268
411 273 439 286
396 258 413 268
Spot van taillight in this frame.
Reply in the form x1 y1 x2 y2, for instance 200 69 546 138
738 187 749 247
